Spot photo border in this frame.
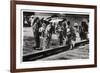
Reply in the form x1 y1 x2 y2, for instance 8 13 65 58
10 0 97 72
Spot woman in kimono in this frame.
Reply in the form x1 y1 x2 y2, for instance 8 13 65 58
65 21 76 49
45 23 52 49
39 22 46 50
32 17 41 50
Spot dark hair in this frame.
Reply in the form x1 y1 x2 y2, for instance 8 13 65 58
81 21 88 32
62 18 66 22
33 17 39 25
81 21 86 26
67 21 70 25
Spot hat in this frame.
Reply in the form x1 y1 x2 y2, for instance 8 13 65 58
30 15 34 18
82 19 88 23
74 23 78 26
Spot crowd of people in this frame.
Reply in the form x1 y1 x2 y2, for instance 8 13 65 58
24 15 89 50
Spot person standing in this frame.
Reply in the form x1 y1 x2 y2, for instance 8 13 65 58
45 23 52 49
57 22 64 46
39 23 46 50
79 21 88 40
32 17 41 50
65 21 76 49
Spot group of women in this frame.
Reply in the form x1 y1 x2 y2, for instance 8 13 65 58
26 16 88 50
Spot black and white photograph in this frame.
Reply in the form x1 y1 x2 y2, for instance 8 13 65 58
22 11 89 62
11 1 97 72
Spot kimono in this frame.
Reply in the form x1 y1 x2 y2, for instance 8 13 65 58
57 25 64 46
39 24 46 49
65 26 76 49
32 19 40 49
45 24 52 49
